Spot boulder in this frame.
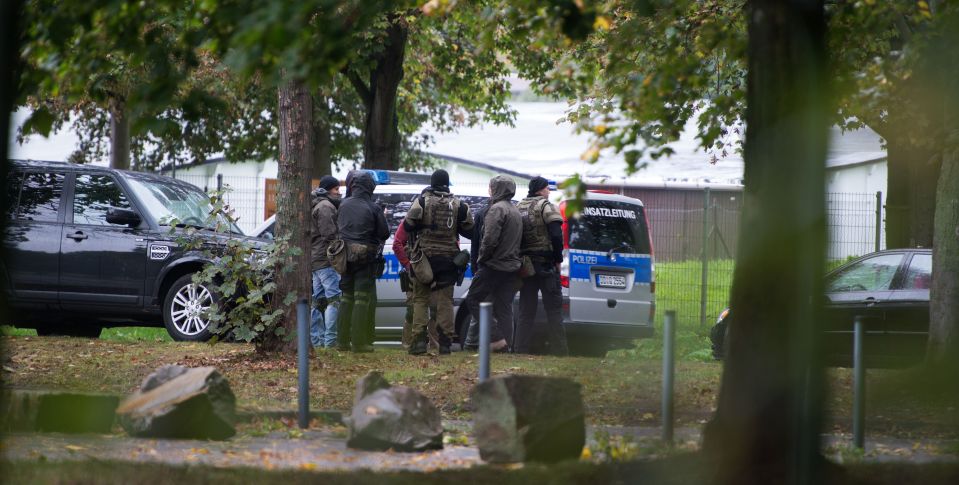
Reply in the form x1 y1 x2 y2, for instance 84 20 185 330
116 366 236 440
1 390 119 433
140 364 189 392
471 375 585 463
344 371 443 452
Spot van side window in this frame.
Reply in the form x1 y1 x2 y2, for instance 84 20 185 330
16 172 65 222
73 174 134 226
4 171 23 219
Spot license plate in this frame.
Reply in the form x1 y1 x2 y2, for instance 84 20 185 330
596 274 627 289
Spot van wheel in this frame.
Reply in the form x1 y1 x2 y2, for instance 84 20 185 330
163 274 216 342
36 324 103 338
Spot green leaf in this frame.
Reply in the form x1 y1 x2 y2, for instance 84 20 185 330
21 107 56 137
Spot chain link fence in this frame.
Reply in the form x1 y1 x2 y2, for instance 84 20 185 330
590 184 884 329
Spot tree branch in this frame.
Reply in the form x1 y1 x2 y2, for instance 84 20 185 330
342 66 372 108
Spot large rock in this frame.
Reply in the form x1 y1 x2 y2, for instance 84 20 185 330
1 390 119 434
140 364 189 392
471 375 585 463
116 366 236 440
344 371 443 452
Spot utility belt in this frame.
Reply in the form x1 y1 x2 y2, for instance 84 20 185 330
328 239 380 275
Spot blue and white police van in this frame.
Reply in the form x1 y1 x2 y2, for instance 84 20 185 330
253 172 655 356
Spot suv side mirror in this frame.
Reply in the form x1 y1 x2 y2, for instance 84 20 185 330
106 207 141 227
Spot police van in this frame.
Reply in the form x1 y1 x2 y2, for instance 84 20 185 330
556 190 656 355
253 173 655 355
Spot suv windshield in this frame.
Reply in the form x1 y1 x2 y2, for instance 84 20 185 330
569 200 651 254
126 177 242 234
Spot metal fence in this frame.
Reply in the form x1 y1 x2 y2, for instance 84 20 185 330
171 174 265 234
170 173 884 329
595 184 884 328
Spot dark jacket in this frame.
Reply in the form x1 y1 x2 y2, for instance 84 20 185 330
470 203 488 272
478 175 522 272
337 171 389 248
310 188 340 270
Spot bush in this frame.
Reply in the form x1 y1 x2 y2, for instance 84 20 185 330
170 190 298 345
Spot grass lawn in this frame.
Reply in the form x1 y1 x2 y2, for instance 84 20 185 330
1 336 721 427
3 335 957 437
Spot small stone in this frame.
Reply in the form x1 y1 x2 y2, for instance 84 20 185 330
471 374 585 463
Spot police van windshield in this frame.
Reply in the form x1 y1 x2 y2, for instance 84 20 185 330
568 201 651 254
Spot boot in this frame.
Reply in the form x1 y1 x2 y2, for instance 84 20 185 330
438 333 452 355
409 336 428 356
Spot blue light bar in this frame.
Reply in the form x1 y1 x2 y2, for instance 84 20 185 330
548 180 558 190
365 169 391 185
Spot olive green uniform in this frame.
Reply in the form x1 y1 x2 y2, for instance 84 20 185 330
405 189 474 349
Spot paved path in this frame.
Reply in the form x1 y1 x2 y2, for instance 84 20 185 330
3 424 955 472
2 428 480 472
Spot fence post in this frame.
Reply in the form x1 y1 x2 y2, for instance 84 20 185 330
479 302 492 381
853 315 865 449
874 191 882 252
700 187 711 327
217 173 224 192
297 298 310 429
662 310 676 445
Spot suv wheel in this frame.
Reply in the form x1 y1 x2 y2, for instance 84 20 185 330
163 274 216 341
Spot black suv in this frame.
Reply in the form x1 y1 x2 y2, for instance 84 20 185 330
2 160 259 340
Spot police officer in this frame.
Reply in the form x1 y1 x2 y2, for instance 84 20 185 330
403 169 474 355
514 176 568 356
336 171 389 353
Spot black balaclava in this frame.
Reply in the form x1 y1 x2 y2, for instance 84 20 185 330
527 176 549 197
430 169 450 191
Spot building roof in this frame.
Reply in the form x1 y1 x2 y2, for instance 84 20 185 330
423 102 887 186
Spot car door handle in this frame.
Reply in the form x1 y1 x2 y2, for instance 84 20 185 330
65 231 88 241
863 297 878 306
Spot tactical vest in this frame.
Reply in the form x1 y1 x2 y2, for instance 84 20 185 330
518 197 552 257
415 191 460 256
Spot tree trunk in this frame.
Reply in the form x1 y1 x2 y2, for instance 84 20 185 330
885 136 938 249
261 78 314 353
927 5 959 366
313 96 333 177
702 1 828 484
110 101 131 171
929 146 959 364
362 14 407 170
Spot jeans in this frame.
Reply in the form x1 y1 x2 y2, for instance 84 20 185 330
311 267 341 348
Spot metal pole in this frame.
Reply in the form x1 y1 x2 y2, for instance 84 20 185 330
853 315 865 449
479 302 492 381
297 298 310 429
874 191 882 252
700 188 711 327
662 310 676 445
217 173 224 192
